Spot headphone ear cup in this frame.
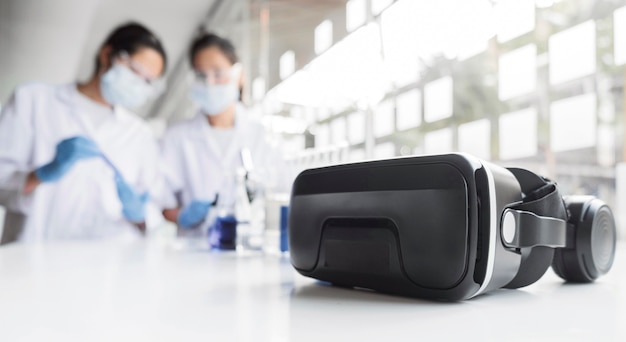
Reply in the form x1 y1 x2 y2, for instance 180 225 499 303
551 197 616 283
551 247 591 282
504 246 554 289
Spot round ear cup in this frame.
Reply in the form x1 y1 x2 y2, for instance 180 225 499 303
504 246 554 289
551 197 616 282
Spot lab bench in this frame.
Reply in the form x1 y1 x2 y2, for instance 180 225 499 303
0 239 623 341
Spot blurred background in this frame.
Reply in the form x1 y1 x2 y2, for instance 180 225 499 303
1 0 625 236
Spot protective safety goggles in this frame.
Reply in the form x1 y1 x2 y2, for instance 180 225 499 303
288 153 616 301
115 51 166 96
193 63 242 85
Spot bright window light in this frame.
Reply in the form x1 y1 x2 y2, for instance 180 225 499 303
495 0 535 43
499 108 537 160
350 148 367 162
347 112 366 145
424 128 454 155
273 70 314 106
284 135 306 154
549 20 596 85
458 119 491 160
371 0 393 16
374 100 395 138
396 88 422 131
315 124 330 148
455 0 495 60
380 0 424 87
424 76 453 123
614 6 626 65
315 20 333 55
374 142 396 159
308 23 387 110
331 117 347 145
550 93 596 152
271 23 387 111
303 106 317 125
381 0 495 84
597 124 615 167
346 0 367 32
317 107 331 121
499 44 536 100
279 50 295 80
263 114 307 135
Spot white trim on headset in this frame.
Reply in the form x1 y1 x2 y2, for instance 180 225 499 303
469 163 498 298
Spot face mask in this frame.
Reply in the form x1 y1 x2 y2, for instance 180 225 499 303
100 64 154 109
191 82 239 116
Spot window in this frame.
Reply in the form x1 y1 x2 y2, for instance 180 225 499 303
371 0 393 16
331 117 348 145
499 108 537 160
374 100 395 138
374 142 396 159
495 0 535 43
380 0 421 87
350 148 367 162
315 20 333 55
550 93 596 152
614 6 626 65
347 112 366 144
498 44 536 100
396 89 422 131
424 76 453 122
424 128 454 155
549 20 596 85
317 107 331 121
346 0 367 32
315 124 330 148
458 119 491 160
279 50 295 80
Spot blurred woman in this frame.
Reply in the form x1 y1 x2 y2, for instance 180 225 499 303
0 22 167 242
160 33 285 231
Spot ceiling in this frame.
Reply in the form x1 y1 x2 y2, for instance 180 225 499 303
0 0 347 120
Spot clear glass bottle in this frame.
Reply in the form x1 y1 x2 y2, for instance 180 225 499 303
234 168 253 251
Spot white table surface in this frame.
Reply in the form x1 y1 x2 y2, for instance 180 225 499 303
0 239 624 342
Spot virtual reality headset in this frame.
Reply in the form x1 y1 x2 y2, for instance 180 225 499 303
288 153 616 301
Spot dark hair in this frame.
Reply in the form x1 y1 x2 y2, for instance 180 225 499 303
95 22 167 75
189 32 239 66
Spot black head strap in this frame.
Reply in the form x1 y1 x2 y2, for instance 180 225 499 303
506 168 567 221
503 168 568 289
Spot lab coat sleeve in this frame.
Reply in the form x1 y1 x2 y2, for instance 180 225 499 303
0 90 35 208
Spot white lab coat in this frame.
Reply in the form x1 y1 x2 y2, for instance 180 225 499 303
159 105 289 227
0 83 164 241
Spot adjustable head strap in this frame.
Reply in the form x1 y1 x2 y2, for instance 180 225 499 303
506 168 567 221
502 168 569 289
502 168 568 249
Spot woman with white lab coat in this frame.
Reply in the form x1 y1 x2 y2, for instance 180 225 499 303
160 33 286 230
0 23 168 242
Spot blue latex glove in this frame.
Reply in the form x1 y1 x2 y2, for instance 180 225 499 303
178 200 213 229
35 136 101 182
114 174 149 223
